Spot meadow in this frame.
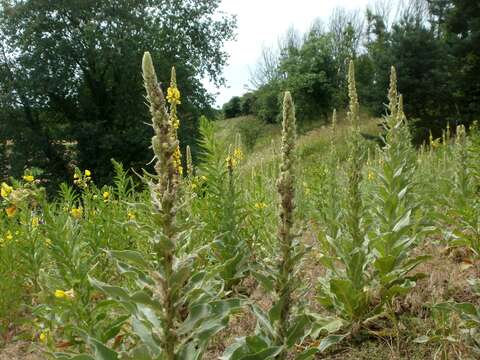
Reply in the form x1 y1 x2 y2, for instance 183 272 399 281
1 54 480 360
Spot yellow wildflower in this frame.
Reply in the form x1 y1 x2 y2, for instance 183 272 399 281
103 191 110 201
84 169 91 177
23 175 34 183
31 216 39 228
166 86 181 105
233 148 244 161
54 289 66 298
368 170 375 181
254 202 267 210
55 288 75 300
45 238 52 247
1 182 13 198
173 147 183 176
39 332 48 343
70 207 83 219
5 206 17 218
5 231 13 241
127 212 136 221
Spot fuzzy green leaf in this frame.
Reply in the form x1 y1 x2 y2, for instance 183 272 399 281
318 334 347 352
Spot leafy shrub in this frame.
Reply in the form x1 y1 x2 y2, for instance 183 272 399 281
253 82 282 123
223 96 242 119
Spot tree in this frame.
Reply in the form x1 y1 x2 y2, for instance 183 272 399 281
389 16 451 141
279 30 337 121
445 0 480 121
0 0 236 184
222 96 242 119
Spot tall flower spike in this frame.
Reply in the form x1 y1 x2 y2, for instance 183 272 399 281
347 60 360 128
388 66 398 120
142 51 181 359
142 52 179 198
274 91 297 356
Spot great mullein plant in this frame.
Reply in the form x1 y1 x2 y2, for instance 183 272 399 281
316 61 372 347
223 92 312 360
67 52 240 360
192 116 249 290
368 66 428 350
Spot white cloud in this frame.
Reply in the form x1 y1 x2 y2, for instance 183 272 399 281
205 0 376 107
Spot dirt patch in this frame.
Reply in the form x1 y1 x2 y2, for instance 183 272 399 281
0 341 44 360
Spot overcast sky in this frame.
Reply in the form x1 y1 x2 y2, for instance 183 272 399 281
205 0 378 107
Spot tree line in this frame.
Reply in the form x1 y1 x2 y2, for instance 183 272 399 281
222 0 479 144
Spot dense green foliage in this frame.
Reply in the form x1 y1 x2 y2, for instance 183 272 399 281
227 0 480 143
0 0 236 186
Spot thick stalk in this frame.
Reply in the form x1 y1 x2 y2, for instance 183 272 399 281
275 91 297 358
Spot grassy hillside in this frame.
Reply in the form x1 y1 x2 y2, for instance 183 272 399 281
215 112 380 171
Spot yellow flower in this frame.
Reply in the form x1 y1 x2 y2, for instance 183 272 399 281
200 175 207 181
55 289 66 298
166 86 181 105
1 182 13 198
31 216 39 228
254 202 267 210
368 170 375 181
5 231 13 241
23 175 34 183
70 207 83 219
173 147 183 175
39 332 48 343
45 238 52 247
233 148 244 161
5 205 17 218
103 191 110 201
73 173 80 180
84 169 91 177
127 212 136 221
55 289 75 300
